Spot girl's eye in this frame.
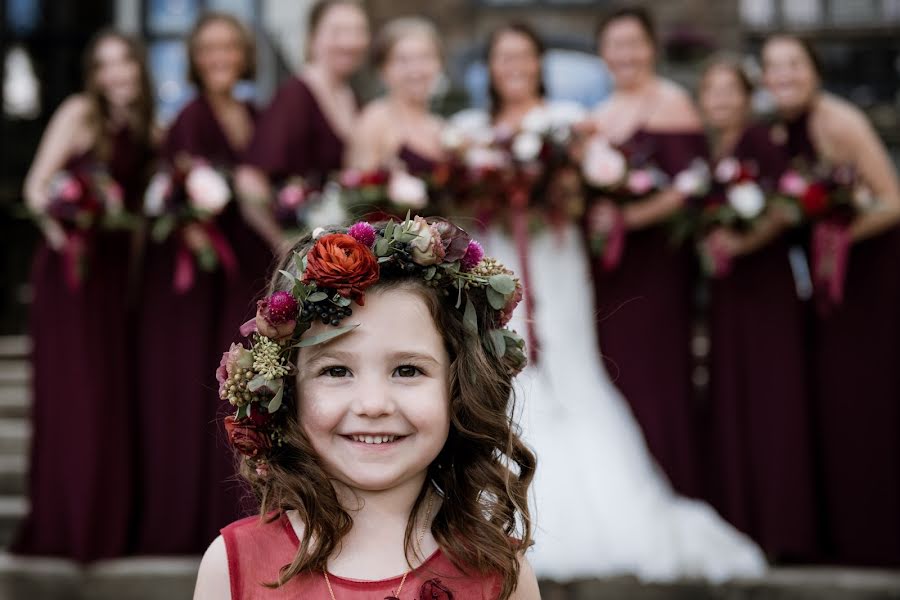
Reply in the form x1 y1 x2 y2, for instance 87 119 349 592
322 366 350 378
394 365 422 378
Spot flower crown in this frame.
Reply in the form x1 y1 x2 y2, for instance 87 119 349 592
217 214 527 473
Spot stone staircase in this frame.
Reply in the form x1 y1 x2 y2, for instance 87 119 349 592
0 335 899 599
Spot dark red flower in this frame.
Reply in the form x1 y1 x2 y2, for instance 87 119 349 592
428 218 471 263
418 578 453 599
254 291 298 340
801 182 829 218
360 169 390 186
224 415 272 458
303 233 380 305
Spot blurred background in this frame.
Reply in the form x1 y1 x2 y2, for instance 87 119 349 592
0 0 899 598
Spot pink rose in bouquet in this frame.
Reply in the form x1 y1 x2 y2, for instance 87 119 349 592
185 164 231 215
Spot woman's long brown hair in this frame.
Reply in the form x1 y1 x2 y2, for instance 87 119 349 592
81 29 155 160
236 233 537 599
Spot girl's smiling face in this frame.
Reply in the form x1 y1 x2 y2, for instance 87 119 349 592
296 286 451 492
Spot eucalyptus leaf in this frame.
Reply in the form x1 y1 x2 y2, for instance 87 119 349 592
463 298 478 335
335 296 352 307
150 215 176 242
374 238 391 256
236 404 248 420
279 269 297 285
294 252 305 276
424 265 437 281
267 382 284 413
293 323 360 348
488 274 516 295
378 256 392 263
383 220 396 239
248 374 272 392
307 291 328 302
486 287 507 310
489 329 506 356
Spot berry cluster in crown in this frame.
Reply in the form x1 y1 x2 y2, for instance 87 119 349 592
217 214 527 470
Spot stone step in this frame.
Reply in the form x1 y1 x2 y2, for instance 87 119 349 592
0 455 26 495
0 496 28 549
0 337 29 359
0 386 28 419
0 361 30 386
0 555 200 600
0 418 29 455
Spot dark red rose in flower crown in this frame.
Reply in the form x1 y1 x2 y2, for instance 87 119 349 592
428 218 471 263
418 578 453 599
224 414 272 458
255 291 298 340
303 233 380 305
498 282 524 327
801 182 829 218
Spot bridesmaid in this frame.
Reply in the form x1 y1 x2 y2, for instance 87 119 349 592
346 17 444 175
134 13 263 555
761 34 900 566
236 0 370 239
588 6 707 497
14 30 154 561
698 57 816 560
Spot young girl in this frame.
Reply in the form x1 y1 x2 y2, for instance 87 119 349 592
194 216 540 598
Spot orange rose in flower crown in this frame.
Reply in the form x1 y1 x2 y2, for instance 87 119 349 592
302 233 380 305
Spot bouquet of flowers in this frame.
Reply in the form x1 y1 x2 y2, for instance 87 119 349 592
37 166 137 288
772 162 859 311
334 167 442 221
144 156 236 292
580 136 672 269
694 157 767 277
441 103 587 228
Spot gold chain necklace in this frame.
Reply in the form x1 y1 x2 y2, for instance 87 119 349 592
324 492 434 600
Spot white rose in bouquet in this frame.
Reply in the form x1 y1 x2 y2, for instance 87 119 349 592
512 131 544 163
714 157 740 183
306 182 348 229
582 137 627 188
186 165 230 214
465 146 509 171
727 181 766 219
521 106 552 134
387 170 428 209
144 171 172 217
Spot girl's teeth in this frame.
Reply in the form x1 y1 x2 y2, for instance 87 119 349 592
352 435 397 444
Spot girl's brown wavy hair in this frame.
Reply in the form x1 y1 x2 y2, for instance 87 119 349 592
236 231 536 599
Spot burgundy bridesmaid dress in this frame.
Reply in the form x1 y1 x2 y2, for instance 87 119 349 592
784 111 900 566
134 95 266 554
243 76 345 192
13 127 151 562
590 129 706 498
398 144 438 176
705 122 817 560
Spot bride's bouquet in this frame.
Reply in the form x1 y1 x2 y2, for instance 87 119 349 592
144 156 237 292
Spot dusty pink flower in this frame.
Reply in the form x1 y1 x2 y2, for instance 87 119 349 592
408 216 445 266
186 164 230 214
460 240 484 271
278 183 306 209
582 137 626 187
347 221 377 247
779 170 808 197
626 169 656 195
216 343 254 395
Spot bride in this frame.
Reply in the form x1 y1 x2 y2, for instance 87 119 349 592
449 21 766 582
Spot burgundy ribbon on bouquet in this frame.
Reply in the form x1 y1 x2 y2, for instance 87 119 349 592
811 219 851 314
172 223 238 294
62 231 88 291
601 206 626 272
510 184 541 363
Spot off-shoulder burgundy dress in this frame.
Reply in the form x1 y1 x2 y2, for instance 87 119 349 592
590 129 706 498
243 76 345 195
13 126 151 562
784 111 900 565
133 95 266 554
704 122 817 560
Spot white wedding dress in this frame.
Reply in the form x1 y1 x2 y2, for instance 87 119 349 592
452 107 767 582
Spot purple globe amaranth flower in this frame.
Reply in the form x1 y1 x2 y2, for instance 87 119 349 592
263 291 298 324
347 221 377 247
460 240 484 271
